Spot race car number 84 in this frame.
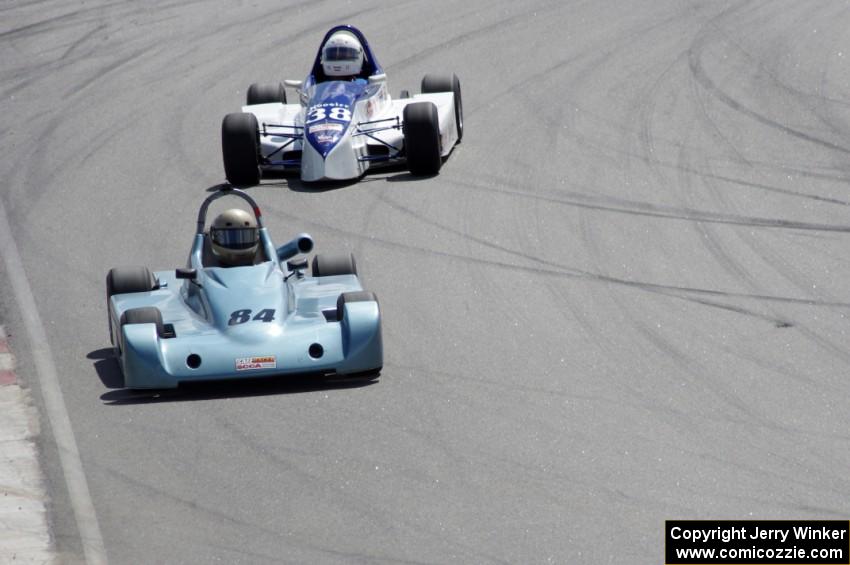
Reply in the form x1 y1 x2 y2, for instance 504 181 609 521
229 309 275 325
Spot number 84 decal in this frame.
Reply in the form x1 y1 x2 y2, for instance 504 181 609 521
229 309 275 325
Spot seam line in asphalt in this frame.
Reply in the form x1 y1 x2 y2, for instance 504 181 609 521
0 198 108 565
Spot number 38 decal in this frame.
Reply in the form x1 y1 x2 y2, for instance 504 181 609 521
306 106 351 123
228 309 275 325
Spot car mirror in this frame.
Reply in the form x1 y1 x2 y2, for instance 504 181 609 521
368 73 387 84
175 268 197 280
283 79 303 88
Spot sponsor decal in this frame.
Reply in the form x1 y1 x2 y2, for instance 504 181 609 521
309 123 344 134
235 355 277 371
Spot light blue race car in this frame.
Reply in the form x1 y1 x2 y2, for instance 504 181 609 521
105 188 382 389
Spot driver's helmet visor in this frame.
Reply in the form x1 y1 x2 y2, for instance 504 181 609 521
210 227 258 249
324 45 361 62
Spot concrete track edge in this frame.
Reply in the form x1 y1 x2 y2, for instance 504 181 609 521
0 199 107 564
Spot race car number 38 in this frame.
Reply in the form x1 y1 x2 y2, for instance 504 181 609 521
306 105 352 123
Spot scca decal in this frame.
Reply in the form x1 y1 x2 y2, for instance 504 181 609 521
235 356 277 371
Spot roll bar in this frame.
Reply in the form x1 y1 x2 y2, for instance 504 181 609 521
195 187 265 234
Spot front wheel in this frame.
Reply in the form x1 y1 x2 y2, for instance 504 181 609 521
403 102 442 176
222 112 260 186
106 267 157 345
311 253 357 277
421 73 462 142
246 82 287 105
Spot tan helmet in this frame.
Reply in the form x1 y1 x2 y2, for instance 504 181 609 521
209 208 258 266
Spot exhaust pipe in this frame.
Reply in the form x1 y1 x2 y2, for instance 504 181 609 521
276 233 314 261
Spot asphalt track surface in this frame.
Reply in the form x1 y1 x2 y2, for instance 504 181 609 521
3 1 850 563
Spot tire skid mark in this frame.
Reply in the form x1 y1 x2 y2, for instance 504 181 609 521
266 0 422 53
684 13 850 372
2 22 112 97
459 101 850 208
266 193 848 311
678 74 767 296
387 0 566 69
463 27 850 207
649 19 837 393
660 291 792 328
535 14 717 429
581 55 762 417
451 7 655 412
0 6 100 40
58 22 107 62
698 2 850 139
460 5 694 130
688 23 850 155
632 21 787 333
674 441 850 507
65 46 155 98
356 364 680 535
204 412 513 565
101 462 312 544
451 176 850 233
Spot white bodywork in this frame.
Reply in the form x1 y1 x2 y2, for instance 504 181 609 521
243 80 458 182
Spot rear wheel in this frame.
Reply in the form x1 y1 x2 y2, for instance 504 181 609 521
336 291 377 322
403 102 442 176
326 368 382 383
121 307 164 337
421 73 462 142
119 307 165 355
311 253 357 277
106 267 157 345
246 82 287 105
222 112 261 186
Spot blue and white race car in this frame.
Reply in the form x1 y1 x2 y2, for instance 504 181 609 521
221 25 463 184
105 188 382 389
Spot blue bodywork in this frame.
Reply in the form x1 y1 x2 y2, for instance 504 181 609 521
304 81 365 157
107 189 382 389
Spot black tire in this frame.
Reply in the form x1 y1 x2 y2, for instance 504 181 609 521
106 267 157 345
327 368 382 382
120 307 164 339
107 267 157 297
222 112 260 186
311 253 357 277
421 73 462 142
246 82 287 105
403 102 442 176
336 291 377 322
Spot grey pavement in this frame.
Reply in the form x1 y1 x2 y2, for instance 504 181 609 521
3 1 850 563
